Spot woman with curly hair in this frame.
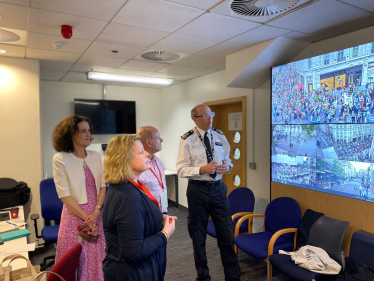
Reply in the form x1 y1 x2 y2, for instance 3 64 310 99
102 135 176 281
52 115 106 281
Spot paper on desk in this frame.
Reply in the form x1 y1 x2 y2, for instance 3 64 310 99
3 243 35 255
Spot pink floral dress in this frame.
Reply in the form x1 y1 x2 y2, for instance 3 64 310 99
55 162 105 281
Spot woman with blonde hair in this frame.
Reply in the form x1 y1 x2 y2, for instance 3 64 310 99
102 135 176 281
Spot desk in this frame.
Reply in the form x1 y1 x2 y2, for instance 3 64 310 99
165 170 179 208
0 206 29 270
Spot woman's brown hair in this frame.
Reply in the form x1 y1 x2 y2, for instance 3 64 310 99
52 115 94 152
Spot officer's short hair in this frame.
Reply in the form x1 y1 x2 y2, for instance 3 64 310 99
137 126 155 144
191 104 205 119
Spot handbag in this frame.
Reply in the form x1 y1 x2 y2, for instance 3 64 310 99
1 254 39 281
31 271 65 281
77 224 100 243
0 179 30 209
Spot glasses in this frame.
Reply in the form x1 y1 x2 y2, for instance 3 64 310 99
194 112 215 119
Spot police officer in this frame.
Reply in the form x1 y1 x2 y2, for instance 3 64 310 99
176 104 241 281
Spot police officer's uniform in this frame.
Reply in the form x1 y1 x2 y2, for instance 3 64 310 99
176 126 241 281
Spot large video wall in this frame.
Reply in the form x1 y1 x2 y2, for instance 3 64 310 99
271 41 374 203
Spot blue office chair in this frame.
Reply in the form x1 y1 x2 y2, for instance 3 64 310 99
234 197 301 257
31 178 63 270
207 187 255 238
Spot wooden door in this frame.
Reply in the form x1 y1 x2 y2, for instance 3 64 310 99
205 97 246 195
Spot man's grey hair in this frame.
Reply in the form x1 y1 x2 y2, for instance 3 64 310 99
191 104 206 119
137 126 155 144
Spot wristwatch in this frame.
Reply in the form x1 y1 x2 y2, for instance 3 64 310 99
95 205 102 212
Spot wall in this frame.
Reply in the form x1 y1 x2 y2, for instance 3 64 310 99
159 70 271 230
0 57 41 242
40 81 162 178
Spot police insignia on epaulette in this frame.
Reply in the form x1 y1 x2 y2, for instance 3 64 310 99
212 127 223 135
181 130 194 139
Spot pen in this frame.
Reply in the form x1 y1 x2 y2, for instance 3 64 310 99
6 221 18 228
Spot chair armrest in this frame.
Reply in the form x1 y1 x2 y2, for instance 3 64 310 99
268 228 298 257
235 214 266 237
232 212 253 220
31 213 42 239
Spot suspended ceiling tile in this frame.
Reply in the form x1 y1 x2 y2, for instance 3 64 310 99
151 34 218 54
119 60 169 72
208 61 226 70
157 64 217 75
84 41 146 59
0 44 25 58
176 74 199 80
26 48 80 63
172 54 224 68
112 0 204 33
338 0 374 13
111 69 154 76
283 31 327 42
225 25 291 46
97 23 170 48
29 8 108 41
40 61 74 71
0 0 29 6
70 64 117 73
145 72 182 79
31 0 128 21
162 0 223 10
27 32 92 54
176 12 261 42
196 43 247 58
76 55 127 68
268 0 370 36
0 3 28 30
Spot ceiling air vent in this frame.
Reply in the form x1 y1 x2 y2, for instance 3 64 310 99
231 0 299 17
0 29 20 43
141 51 180 62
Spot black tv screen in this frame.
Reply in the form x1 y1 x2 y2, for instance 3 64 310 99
74 99 136 134
271 41 374 203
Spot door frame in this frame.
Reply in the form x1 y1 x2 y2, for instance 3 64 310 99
204 96 247 188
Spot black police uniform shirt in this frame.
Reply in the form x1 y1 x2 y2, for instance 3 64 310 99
176 126 233 181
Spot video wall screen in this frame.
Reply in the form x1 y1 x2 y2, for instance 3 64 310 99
271 41 374 203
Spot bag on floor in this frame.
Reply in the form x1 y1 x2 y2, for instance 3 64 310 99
0 254 40 281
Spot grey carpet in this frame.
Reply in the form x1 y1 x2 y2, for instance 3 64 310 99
30 202 291 280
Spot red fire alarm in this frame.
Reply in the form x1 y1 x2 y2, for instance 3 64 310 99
61 25 72 39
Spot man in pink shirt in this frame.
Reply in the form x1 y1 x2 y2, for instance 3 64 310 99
138 126 168 213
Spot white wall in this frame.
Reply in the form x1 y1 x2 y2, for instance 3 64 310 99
0 57 41 242
40 81 162 178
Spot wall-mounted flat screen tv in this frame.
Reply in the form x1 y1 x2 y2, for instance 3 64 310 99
74 99 136 134
271 41 374 203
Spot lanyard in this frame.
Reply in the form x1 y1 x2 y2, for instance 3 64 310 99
195 127 214 161
149 160 165 190
131 180 161 210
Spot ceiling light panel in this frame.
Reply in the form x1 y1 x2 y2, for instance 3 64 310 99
88 72 173 86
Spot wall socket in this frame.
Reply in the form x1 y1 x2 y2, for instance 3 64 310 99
249 162 256 170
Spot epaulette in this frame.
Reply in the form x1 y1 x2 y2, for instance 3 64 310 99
181 130 194 139
212 127 223 135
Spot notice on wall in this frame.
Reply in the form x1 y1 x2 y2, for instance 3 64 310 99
228 112 242 131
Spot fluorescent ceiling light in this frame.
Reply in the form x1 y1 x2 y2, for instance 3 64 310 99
0 49 6 54
88 72 173 86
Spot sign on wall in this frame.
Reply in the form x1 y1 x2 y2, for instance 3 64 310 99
228 112 242 131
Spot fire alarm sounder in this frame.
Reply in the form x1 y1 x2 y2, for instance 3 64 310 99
61 25 72 39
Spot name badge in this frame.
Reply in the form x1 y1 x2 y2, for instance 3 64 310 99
215 142 222 146
160 190 168 211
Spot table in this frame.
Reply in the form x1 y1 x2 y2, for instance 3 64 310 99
165 170 179 208
0 206 29 271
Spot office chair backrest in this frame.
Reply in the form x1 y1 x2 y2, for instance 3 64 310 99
306 215 349 265
349 230 374 268
49 243 82 281
228 187 255 215
40 178 63 221
265 197 301 243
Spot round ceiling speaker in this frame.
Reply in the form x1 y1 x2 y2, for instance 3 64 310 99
141 51 180 62
231 0 299 17
0 29 20 43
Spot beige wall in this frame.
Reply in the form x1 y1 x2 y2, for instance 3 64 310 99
0 57 41 242
40 81 162 178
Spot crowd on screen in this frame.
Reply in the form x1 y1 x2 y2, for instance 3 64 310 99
272 162 316 186
272 66 374 124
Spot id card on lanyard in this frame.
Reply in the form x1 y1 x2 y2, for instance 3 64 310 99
150 160 168 211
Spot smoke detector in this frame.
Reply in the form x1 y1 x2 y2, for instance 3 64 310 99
53 42 64 49
135 50 189 63
231 0 299 17
0 29 20 43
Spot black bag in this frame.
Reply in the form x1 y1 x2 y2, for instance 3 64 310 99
344 256 374 281
0 178 31 209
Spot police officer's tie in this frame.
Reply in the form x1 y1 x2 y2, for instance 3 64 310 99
204 132 216 179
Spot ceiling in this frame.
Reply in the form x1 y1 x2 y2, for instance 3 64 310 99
0 0 374 88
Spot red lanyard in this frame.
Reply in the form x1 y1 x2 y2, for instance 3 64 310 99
149 160 165 190
131 180 161 210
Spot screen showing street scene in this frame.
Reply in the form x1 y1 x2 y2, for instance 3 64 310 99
271 41 374 203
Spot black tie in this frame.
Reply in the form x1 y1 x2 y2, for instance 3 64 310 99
204 132 216 179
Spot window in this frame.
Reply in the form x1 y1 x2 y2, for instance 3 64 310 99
372 43 374 54
324 54 330 65
308 58 312 69
337 50 345 62
353 46 359 58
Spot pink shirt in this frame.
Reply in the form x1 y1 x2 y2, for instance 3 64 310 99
139 155 167 213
